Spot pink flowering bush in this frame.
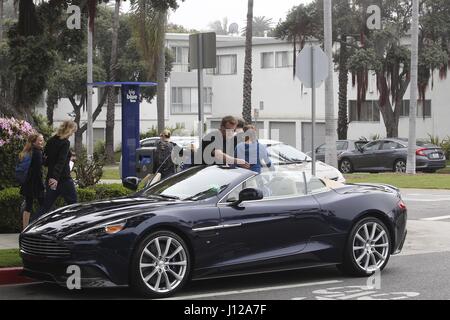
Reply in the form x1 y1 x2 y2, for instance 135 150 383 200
0 117 36 190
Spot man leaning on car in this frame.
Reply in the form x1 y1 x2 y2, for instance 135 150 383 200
195 116 250 169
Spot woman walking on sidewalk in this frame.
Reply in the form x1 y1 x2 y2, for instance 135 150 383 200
33 121 78 221
18 134 45 229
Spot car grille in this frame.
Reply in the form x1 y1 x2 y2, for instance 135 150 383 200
20 236 70 258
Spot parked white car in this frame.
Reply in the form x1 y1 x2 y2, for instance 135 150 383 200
259 139 345 183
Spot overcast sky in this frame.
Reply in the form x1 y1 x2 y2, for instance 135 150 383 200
169 0 311 31
121 0 312 32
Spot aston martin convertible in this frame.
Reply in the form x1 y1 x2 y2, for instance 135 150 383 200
20 165 407 298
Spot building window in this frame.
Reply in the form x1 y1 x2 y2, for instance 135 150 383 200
171 46 189 72
171 87 212 114
215 55 237 75
400 100 432 118
261 52 274 69
93 128 105 144
349 100 380 122
275 51 293 68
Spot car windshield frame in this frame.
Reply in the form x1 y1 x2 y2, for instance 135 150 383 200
267 143 312 164
138 165 253 201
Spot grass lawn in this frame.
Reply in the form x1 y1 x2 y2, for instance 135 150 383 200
102 166 120 180
0 249 22 268
345 173 450 190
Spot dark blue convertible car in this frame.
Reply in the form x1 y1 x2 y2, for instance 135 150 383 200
20 165 407 298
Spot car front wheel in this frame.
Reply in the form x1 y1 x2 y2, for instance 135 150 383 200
339 217 391 277
130 230 191 298
339 159 353 174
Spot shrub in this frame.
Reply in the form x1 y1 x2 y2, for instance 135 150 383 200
0 184 133 233
426 134 450 159
140 126 158 140
74 146 106 188
0 188 23 233
0 117 36 190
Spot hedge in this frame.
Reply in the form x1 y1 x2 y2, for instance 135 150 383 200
0 184 133 233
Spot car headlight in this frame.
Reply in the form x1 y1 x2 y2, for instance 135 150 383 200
64 220 127 240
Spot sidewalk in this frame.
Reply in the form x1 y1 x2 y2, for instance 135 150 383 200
0 234 19 250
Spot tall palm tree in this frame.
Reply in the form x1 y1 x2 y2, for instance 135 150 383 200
0 0 4 42
242 0 253 124
131 0 168 133
156 12 167 135
106 0 121 164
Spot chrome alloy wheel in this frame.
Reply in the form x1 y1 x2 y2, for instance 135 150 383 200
139 236 187 293
352 222 390 272
395 160 406 173
340 160 352 174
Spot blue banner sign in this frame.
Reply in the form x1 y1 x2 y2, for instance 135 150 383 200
121 84 140 178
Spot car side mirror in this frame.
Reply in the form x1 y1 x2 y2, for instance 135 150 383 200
231 188 263 206
122 176 140 191
357 145 364 153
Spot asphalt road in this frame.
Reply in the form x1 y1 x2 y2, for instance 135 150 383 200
1 188 449 300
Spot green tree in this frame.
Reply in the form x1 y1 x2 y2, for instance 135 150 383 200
208 17 229 35
272 3 320 78
131 0 182 133
105 0 121 164
348 0 449 138
6 0 54 121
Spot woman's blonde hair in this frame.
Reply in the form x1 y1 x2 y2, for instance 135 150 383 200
19 134 42 161
160 129 171 139
57 121 77 139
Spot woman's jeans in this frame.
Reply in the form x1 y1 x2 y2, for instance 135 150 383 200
32 179 78 222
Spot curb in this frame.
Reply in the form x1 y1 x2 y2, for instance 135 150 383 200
0 267 36 286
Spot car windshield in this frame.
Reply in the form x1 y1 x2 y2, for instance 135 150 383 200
336 141 348 151
140 166 246 201
267 144 311 164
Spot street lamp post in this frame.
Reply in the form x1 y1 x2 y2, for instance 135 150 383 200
323 0 338 169
407 0 419 174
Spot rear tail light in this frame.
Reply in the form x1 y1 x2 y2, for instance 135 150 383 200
416 148 427 156
398 201 407 210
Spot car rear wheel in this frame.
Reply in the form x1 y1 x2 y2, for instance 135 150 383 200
339 159 353 174
130 230 191 298
394 160 406 173
339 217 391 277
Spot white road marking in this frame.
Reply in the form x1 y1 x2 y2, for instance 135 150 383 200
161 280 343 300
420 215 450 221
403 197 450 202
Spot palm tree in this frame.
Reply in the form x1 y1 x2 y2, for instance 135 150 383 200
241 16 272 37
131 0 168 133
156 12 167 135
0 0 4 42
242 0 253 124
106 0 121 164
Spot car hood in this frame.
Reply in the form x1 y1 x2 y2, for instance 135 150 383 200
23 197 189 239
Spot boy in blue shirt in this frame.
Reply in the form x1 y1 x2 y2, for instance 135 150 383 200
235 125 272 173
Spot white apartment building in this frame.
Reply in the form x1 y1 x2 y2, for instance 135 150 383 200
37 33 450 152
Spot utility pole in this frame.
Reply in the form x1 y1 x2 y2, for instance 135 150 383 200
86 2 94 160
323 0 338 168
407 0 419 174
